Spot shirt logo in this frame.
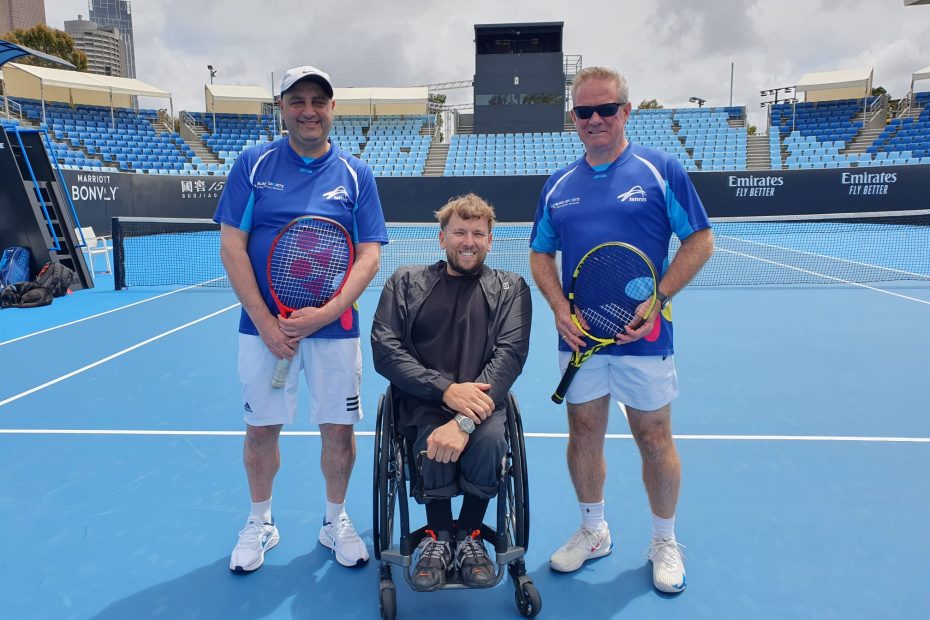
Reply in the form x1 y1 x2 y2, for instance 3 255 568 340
551 197 581 210
617 186 647 202
323 186 351 202
254 181 285 191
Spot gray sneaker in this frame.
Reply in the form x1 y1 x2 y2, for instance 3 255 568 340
455 529 495 588
411 530 453 592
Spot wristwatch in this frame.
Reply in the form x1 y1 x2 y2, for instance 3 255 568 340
656 290 671 311
454 413 475 434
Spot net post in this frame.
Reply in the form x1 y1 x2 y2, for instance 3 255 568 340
111 216 126 290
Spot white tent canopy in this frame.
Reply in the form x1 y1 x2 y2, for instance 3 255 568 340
333 86 428 116
795 67 873 101
91 74 171 98
2 62 172 125
912 65 930 86
204 84 273 115
206 84 273 102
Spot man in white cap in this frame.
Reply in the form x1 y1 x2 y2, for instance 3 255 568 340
215 65 388 572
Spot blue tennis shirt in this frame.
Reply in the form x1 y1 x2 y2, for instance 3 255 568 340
530 142 711 356
214 138 388 338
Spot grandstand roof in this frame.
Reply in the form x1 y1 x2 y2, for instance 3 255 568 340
914 65 930 83
4 63 170 98
205 84 273 103
795 67 873 93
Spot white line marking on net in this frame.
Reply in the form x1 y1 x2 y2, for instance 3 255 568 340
0 303 241 409
716 247 930 304
0 278 230 348
717 234 930 280
0 429 927 443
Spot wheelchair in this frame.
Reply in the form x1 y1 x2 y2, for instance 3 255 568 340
372 386 542 619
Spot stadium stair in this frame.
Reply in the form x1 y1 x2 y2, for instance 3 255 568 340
423 142 448 177
746 134 773 170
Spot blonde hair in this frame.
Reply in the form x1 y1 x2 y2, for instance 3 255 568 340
434 193 496 230
571 66 629 104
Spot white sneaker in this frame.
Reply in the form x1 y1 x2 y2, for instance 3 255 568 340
229 518 279 573
648 537 687 593
549 525 612 572
319 514 369 567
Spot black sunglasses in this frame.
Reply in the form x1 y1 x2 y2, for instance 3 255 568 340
572 101 627 119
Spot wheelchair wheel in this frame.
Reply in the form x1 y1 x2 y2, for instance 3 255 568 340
506 393 530 549
373 393 398 559
514 580 542 618
373 394 385 560
379 577 396 620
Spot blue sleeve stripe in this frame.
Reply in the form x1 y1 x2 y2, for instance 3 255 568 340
666 183 695 240
530 205 559 253
240 192 255 232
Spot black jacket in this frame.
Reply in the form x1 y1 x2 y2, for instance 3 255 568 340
371 261 532 418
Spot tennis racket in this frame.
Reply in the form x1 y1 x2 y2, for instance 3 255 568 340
551 242 659 404
268 215 354 389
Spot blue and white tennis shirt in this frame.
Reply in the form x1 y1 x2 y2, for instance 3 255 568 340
530 142 711 356
214 138 388 338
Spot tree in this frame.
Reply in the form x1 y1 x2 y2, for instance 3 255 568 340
871 86 888 98
638 98 663 109
2 24 88 71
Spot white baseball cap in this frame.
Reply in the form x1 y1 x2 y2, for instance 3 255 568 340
279 65 334 98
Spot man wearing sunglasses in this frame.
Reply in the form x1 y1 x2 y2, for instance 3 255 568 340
529 67 714 593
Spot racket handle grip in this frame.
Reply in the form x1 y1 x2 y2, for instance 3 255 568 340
271 357 291 389
552 364 580 404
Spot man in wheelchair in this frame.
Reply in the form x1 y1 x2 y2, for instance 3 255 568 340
371 193 532 591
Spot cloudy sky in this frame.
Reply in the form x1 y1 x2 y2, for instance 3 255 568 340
44 0 930 130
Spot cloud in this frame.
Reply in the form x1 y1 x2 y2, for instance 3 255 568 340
41 0 930 129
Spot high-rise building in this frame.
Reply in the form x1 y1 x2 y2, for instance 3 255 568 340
1 0 46 34
64 15 125 77
87 0 135 78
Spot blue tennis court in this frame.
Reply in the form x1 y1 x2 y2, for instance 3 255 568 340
2 221 929 619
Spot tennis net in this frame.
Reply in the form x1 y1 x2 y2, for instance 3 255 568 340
112 210 930 289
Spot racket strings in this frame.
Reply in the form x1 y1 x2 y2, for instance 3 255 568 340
572 246 656 340
270 223 351 308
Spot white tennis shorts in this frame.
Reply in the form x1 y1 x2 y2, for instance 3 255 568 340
558 351 678 412
238 334 362 426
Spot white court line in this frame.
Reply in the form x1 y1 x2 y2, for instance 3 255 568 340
0 429 927 443
715 247 930 305
0 303 241 409
0 278 230 348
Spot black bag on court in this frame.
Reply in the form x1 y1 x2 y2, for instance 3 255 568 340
34 262 75 298
0 281 54 309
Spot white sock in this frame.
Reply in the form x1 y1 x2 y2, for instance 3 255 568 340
652 513 676 540
250 498 272 524
580 500 607 532
325 500 346 524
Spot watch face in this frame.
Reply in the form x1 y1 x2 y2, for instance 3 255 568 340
457 415 475 432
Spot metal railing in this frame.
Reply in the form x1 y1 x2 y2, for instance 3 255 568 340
866 94 886 126
2 96 23 121
896 93 911 119
181 110 197 130
157 108 173 132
